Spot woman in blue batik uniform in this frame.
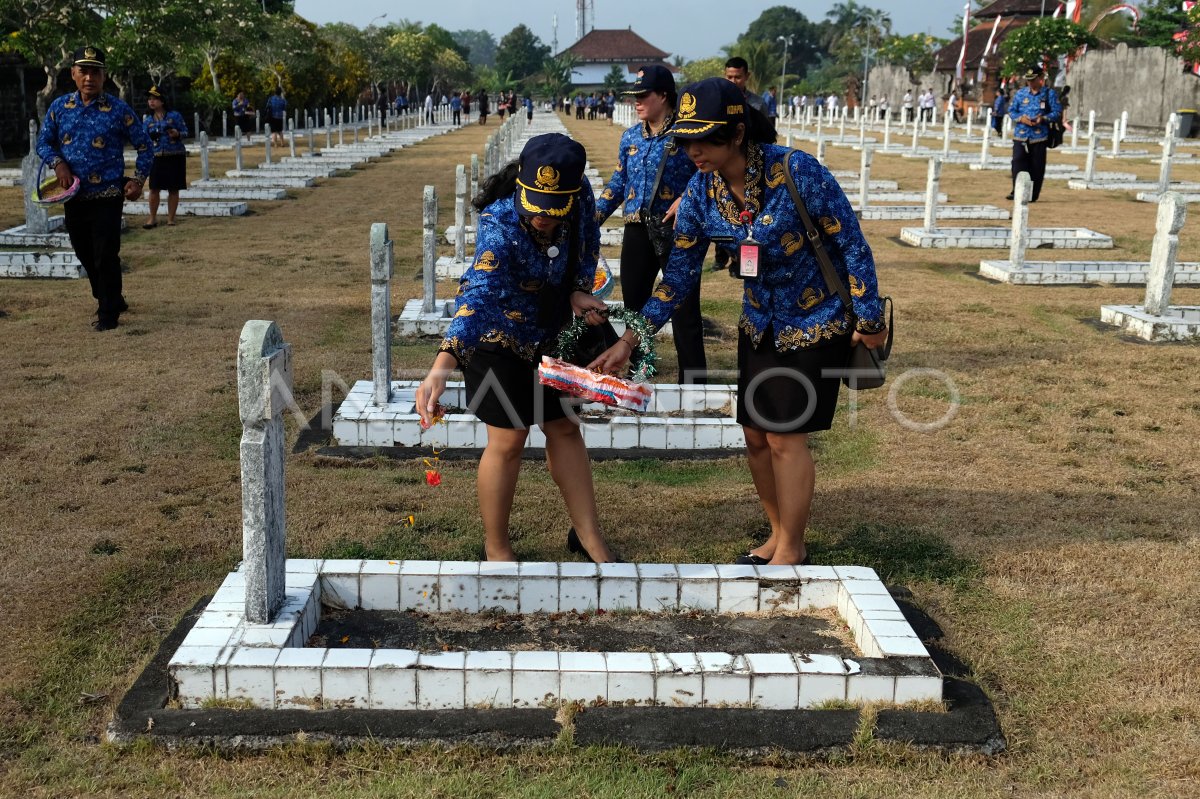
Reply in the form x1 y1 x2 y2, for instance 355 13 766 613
596 64 706 384
142 86 188 228
592 78 889 567
416 133 621 564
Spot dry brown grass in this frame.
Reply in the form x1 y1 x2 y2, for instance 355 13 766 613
0 112 1197 797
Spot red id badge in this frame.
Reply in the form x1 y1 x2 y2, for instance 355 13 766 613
738 238 761 279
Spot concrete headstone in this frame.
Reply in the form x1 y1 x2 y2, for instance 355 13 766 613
371 223 394 405
1144 193 1186 316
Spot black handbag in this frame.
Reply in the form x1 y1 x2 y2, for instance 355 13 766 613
782 151 894 389
1045 91 1063 149
536 216 619 365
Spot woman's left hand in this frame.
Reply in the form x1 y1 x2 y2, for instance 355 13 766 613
852 328 889 350
662 197 682 227
570 291 608 326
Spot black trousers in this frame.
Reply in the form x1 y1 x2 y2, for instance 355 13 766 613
64 197 125 322
620 222 707 384
1011 140 1048 201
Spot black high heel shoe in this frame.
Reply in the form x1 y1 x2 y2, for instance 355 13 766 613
567 527 626 563
734 552 811 566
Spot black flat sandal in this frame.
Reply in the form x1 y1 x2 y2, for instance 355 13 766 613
567 527 626 563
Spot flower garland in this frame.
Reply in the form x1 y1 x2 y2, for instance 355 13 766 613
553 306 658 383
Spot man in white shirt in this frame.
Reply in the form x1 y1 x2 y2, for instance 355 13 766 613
424 93 434 124
902 90 913 121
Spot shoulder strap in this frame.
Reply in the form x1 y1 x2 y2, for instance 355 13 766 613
644 135 674 216
781 149 854 311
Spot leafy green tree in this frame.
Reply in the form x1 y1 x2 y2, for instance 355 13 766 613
602 65 626 92
1111 0 1188 48
876 32 946 82
454 28 497 67
999 18 1096 78
0 0 102 117
679 56 725 84
540 53 579 99
184 0 265 95
495 24 550 82
742 6 824 80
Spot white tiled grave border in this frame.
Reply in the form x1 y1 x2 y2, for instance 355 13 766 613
900 226 1114 249
1100 304 1200 341
979 260 1200 285
332 380 745 450
170 560 941 711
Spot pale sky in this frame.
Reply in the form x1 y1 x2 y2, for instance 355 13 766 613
292 0 975 62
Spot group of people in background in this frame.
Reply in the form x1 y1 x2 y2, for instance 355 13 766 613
567 91 617 121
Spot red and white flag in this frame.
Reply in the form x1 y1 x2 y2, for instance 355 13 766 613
956 1 971 83
976 14 1003 83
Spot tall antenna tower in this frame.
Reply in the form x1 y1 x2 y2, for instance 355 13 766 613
575 0 594 43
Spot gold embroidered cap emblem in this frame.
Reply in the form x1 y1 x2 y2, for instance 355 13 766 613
84 47 97 60
534 165 560 191
678 93 697 119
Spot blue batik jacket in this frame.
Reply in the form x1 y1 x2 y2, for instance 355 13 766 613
641 143 885 351
595 116 697 224
439 187 600 366
1008 86 1061 144
143 110 189 157
37 91 154 200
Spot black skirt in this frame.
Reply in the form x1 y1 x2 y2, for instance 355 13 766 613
736 327 852 433
463 346 571 430
148 153 187 192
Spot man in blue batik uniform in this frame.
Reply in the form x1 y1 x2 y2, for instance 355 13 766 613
37 46 153 331
595 64 706 383
1007 66 1061 203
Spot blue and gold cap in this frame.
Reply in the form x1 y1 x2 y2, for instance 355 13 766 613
623 64 674 96
515 133 585 218
668 77 745 139
72 46 106 68
147 85 163 99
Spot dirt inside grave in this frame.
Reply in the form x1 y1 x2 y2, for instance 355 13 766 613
311 606 859 657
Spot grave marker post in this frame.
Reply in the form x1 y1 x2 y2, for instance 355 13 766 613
288 119 296 158
1009 172 1032 268
980 113 991 166
199 131 210 181
222 110 228 139
255 110 261 134
1111 127 1120 157
923 157 942 232
883 113 891 149
1158 114 1179 194
194 112 201 143
858 146 873 210
838 107 846 142
237 320 291 625
1086 109 1095 142
910 118 920 154
858 114 866 148
1119 110 1129 141
470 154 480 231
422 185 438 313
941 110 952 156
1070 115 1079 150
816 135 826 165
454 164 467 263
307 119 315 155
966 106 974 140
1085 133 1097 182
21 121 49 235
234 127 243 170
370 223 394 406
264 129 272 164
1144 192 1186 316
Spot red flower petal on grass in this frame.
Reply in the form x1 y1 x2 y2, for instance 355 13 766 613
425 470 442 487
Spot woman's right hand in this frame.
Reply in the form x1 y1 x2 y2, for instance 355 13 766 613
416 352 457 427
54 162 75 191
587 337 634 376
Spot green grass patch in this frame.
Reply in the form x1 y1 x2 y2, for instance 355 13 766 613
593 458 732 487
812 523 981 589
319 510 482 561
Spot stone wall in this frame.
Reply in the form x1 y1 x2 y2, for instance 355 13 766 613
1068 44 1200 132
869 45 1200 132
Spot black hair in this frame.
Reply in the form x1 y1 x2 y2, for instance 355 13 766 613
148 92 172 112
473 161 519 212
724 56 749 72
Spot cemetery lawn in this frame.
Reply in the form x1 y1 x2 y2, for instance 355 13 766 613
0 114 1198 798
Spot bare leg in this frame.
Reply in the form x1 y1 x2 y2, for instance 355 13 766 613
477 425 527 561
744 426 783 561
166 191 179 225
542 416 615 562
765 432 814 565
147 189 160 225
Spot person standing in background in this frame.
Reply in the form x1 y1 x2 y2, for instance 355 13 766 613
266 87 286 147
36 46 153 331
142 85 188 229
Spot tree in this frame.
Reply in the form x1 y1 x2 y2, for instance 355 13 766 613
0 1 101 118
876 33 945 82
741 6 824 80
720 39 780 93
602 65 626 92
679 56 725 84
1111 0 1187 48
495 24 550 82
999 18 1096 78
185 0 265 95
454 29 497 67
539 53 579 100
